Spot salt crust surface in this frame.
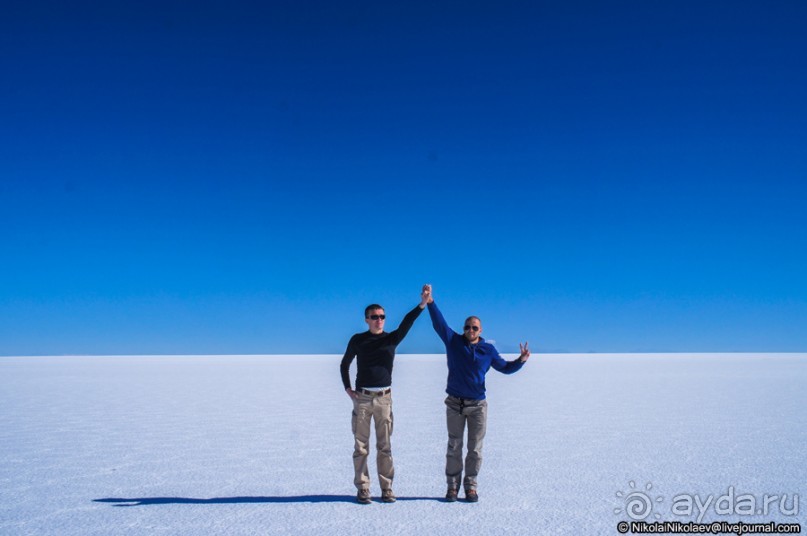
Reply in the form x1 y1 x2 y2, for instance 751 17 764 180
1 353 804 535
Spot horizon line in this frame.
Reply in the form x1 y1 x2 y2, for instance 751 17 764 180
2 352 806 358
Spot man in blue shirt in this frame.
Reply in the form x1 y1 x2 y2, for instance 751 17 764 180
424 285 531 502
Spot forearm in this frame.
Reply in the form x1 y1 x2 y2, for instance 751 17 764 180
402 304 424 329
501 357 526 374
427 301 453 344
340 365 352 390
339 349 355 390
393 304 424 343
491 350 526 374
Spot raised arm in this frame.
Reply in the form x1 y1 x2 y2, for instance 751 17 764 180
427 299 456 346
391 304 424 344
390 284 431 345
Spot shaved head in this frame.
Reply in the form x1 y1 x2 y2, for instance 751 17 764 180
463 316 482 343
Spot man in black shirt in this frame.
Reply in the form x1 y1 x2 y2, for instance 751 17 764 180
340 285 431 504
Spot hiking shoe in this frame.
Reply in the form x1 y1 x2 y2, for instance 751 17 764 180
445 487 459 502
357 489 371 504
465 489 479 503
381 489 396 503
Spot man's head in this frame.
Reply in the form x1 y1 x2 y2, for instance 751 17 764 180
365 304 386 334
463 315 482 343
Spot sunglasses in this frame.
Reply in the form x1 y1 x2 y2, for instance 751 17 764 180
368 314 386 320
463 325 480 332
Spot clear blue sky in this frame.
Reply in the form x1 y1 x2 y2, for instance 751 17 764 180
2 1 806 355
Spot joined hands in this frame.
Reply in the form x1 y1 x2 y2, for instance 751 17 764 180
420 284 433 307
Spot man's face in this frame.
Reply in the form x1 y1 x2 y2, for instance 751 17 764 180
365 308 386 334
463 317 482 343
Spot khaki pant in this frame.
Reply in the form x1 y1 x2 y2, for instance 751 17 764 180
351 391 394 490
445 395 488 491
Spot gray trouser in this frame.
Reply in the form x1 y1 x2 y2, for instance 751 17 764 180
351 391 394 490
445 395 488 490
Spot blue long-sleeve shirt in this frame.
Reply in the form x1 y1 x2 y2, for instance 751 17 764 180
427 301 524 400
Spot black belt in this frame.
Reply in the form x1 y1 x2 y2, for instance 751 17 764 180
359 388 391 396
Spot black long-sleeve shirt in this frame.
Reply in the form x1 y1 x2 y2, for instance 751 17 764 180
340 305 424 390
